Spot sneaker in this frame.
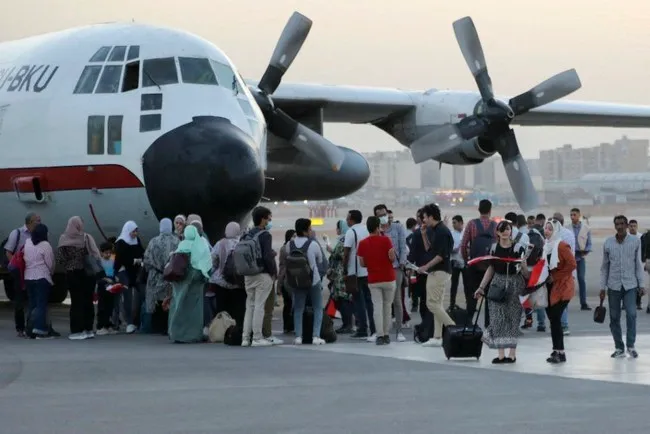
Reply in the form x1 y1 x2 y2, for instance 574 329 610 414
627 348 639 359
68 332 87 341
562 327 570 336
383 335 391 345
293 337 303 345
16 331 26 338
421 338 442 347
126 324 137 334
267 336 284 345
546 352 566 364
251 338 273 347
375 336 385 345
335 326 353 334
366 333 377 343
241 338 251 347
34 333 53 340
96 328 109 336
312 337 325 345
396 332 406 342
537 325 546 332
580 304 592 311
646 306 650 314
611 349 626 358
84 330 95 339
351 331 368 339
202 327 209 337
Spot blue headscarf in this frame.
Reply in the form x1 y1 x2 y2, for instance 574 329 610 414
336 219 349 242
159 218 173 234
31 223 48 245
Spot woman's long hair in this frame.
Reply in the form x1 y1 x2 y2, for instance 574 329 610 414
284 229 296 245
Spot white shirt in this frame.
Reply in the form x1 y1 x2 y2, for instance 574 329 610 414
512 227 530 252
452 229 464 265
286 236 323 285
344 223 369 277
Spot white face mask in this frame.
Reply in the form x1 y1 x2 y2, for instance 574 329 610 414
379 216 389 225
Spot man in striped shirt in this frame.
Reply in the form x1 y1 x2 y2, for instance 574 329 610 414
599 215 645 359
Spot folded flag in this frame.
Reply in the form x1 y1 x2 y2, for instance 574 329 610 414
106 283 126 294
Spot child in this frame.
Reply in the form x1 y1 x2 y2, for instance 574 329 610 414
96 242 121 335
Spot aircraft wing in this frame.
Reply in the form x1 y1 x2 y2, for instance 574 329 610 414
250 81 417 124
512 100 650 128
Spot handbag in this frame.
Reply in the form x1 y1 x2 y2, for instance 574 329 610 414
83 235 103 277
208 311 237 343
487 264 509 303
593 299 607 323
530 286 548 308
344 229 358 294
163 252 190 282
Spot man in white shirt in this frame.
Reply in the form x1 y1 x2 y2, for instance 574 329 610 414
343 209 376 340
505 212 530 252
449 215 466 309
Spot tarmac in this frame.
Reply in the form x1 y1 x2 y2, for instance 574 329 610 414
2 237 650 433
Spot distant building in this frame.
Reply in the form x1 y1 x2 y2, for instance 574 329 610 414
420 160 441 188
473 159 495 191
452 166 466 189
363 150 421 189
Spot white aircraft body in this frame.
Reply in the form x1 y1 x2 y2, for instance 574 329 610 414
1 12 650 302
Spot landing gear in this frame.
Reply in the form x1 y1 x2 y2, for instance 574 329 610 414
1 273 68 304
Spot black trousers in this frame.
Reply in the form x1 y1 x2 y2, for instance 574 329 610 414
67 269 96 334
11 270 26 332
96 280 115 329
547 300 569 351
213 284 247 327
281 285 294 332
449 266 466 307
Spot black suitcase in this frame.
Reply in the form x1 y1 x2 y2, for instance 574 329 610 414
442 298 484 360
447 305 469 326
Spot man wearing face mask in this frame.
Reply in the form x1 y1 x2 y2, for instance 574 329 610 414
374 204 408 342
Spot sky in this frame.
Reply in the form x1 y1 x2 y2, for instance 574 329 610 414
2 0 649 158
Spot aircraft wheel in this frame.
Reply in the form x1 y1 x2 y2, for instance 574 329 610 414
2 274 16 302
49 274 68 304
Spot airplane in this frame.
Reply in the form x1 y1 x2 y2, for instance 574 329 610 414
1 12 650 304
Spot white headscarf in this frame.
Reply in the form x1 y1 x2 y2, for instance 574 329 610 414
117 220 139 246
543 220 563 270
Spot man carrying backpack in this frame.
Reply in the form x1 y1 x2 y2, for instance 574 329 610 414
233 206 277 347
284 218 326 345
460 199 496 327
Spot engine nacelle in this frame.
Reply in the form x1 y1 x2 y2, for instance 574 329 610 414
436 137 497 165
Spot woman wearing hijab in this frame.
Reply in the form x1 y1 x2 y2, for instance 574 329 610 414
209 221 246 327
173 215 186 240
113 220 145 334
24 224 55 339
277 229 296 333
168 225 213 343
543 219 576 364
142 218 180 334
58 216 101 340
327 220 354 333
187 214 212 249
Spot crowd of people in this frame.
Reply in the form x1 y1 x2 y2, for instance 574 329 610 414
2 200 647 364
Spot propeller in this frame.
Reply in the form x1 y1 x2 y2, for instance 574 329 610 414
411 16 582 212
251 12 345 171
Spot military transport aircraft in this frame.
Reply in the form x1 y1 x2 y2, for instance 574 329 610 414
1 12 650 302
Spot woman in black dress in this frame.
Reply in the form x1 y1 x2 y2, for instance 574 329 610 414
474 220 529 364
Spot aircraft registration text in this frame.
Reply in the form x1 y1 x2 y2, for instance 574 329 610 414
0 65 59 93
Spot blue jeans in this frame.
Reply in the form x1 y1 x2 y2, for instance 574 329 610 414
293 283 324 338
354 276 376 335
576 259 587 306
608 288 638 350
561 306 568 328
26 279 51 334
535 308 546 327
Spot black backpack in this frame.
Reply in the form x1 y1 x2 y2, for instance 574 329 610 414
284 239 313 290
641 231 650 262
469 219 496 259
526 228 545 266
222 248 239 285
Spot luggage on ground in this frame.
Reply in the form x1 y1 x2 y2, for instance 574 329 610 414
442 298 484 360
224 324 243 346
446 305 469 326
208 311 237 343
302 306 337 344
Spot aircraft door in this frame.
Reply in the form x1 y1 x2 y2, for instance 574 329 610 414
13 176 48 204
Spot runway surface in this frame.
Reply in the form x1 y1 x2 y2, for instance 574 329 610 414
2 238 650 433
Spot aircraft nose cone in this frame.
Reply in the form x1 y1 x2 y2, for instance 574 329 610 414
142 116 264 241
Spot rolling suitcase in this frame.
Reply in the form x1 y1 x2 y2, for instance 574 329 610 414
442 298 484 360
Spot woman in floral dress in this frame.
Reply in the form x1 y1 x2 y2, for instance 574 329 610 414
326 219 354 334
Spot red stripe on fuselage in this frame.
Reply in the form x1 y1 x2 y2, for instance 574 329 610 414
0 165 143 193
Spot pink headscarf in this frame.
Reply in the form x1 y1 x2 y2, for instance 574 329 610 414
58 216 100 258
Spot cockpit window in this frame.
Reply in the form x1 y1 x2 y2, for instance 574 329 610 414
89 46 111 62
142 58 178 87
178 57 218 85
210 60 242 94
127 45 140 61
108 46 127 62
73 65 102 94
95 65 123 94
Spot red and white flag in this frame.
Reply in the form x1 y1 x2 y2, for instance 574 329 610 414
527 259 548 290
467 256 522 267
106 283 126 294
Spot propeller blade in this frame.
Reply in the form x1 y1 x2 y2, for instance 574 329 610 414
258 12 313 95
453 16 494 101
267 109 345 171
410 116 489 164
509 69 582 116
495 129 539 212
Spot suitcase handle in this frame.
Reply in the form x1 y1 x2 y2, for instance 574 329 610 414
461 297 484 334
